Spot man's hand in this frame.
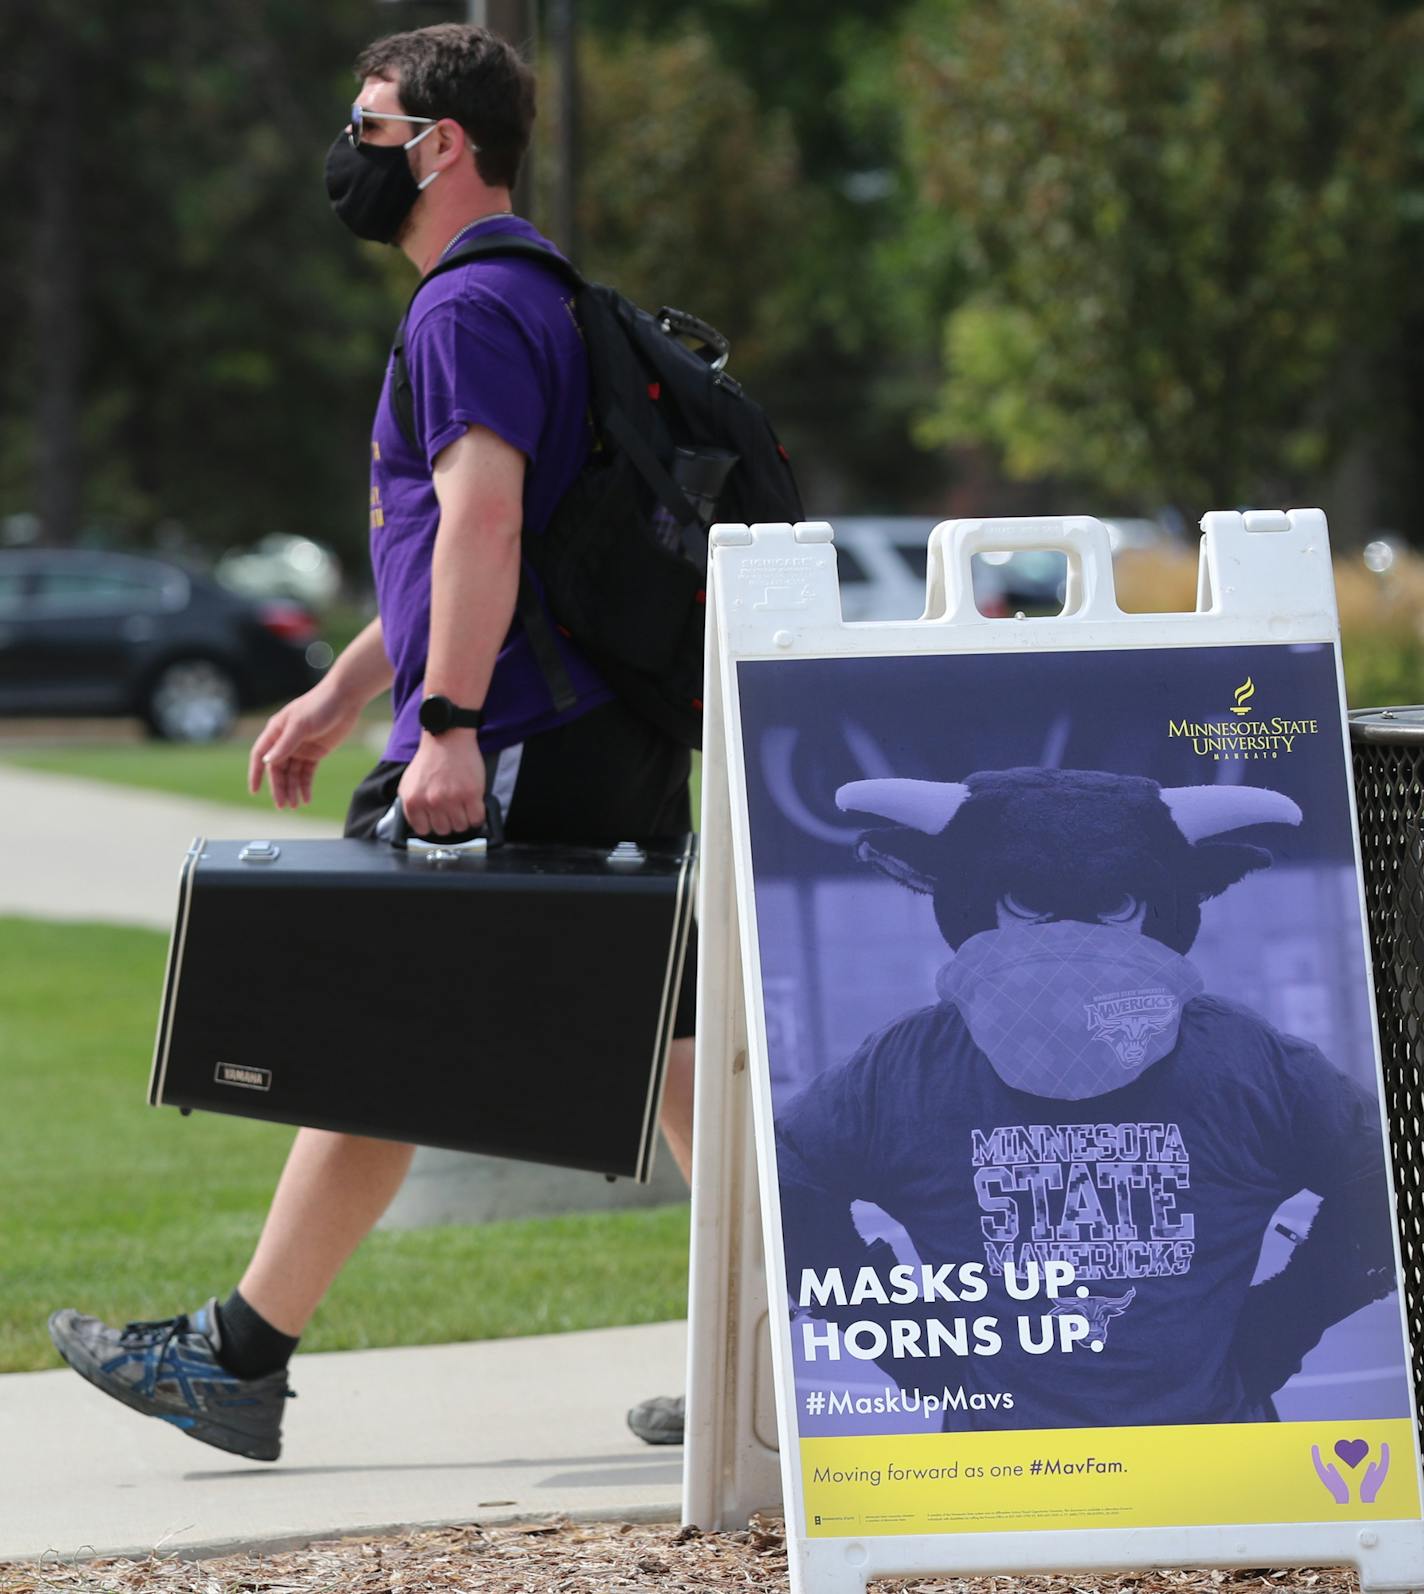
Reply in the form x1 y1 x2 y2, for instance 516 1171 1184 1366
398 731 487 837
249 680 366 810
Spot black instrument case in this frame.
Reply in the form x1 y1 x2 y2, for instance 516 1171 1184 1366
149 829 696 1180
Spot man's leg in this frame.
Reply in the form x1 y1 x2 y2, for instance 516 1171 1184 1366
237 1127 415 1336
48 1124 413 1462
627 1034 695 1447
48 758 423 1461
659 1036 695 1185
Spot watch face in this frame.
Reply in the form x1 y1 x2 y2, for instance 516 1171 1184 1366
420 695 452 734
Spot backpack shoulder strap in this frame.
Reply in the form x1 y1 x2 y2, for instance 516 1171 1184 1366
391 236 586 451
430 234 586 293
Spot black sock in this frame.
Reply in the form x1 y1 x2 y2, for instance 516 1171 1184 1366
213 1289 300 1380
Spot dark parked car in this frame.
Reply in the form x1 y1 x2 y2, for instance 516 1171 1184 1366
0 549 328 741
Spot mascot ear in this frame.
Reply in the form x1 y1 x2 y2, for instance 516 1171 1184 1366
853 831 941 895
1192 841 1274 901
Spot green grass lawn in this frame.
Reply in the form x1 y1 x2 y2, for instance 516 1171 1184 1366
0 916 689 1375
1 740 701 828
0 741 382 825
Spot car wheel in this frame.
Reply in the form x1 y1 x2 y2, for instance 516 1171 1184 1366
142 658 240 743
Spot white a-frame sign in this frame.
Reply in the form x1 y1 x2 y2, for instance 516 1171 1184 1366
683 512 1424 1594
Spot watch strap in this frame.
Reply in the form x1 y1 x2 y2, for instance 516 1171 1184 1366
420 694 485 734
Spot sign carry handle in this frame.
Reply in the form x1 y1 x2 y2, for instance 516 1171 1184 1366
924 515 1122 624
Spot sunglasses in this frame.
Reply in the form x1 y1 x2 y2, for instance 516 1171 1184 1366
347 103 437 147
346 103 481 154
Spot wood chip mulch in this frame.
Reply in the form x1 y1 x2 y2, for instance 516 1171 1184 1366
0 1516 1361 1594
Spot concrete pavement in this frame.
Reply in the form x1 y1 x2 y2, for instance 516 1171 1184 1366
0 1322 687 1561
0 762 339 931
0 760 698 1558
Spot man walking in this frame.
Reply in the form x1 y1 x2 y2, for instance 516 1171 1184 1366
48 22 694 1462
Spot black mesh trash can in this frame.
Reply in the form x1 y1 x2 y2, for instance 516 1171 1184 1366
1350 705 1424 1416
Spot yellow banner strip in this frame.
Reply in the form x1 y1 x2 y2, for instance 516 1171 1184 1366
801 1420 1420 1538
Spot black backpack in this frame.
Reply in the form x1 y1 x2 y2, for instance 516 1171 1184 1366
391 236 804 748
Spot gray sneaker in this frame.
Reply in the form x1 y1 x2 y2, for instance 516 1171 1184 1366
47 1298 293 1462
627 1392 684 1445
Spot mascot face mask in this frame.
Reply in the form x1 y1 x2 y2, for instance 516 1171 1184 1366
937 921 1205 1099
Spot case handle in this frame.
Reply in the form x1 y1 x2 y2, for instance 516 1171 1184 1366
376 794 505 859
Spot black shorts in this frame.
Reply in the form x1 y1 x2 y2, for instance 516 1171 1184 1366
343 698 697 1037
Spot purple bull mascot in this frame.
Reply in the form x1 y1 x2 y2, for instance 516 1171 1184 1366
775 768 1399 1430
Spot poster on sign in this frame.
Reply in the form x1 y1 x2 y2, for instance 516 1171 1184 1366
735 638 1418 1540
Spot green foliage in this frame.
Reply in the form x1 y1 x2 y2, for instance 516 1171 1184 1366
534 17 962 507
2 0 974 552
538 25 814 387
903 0 1423 512
1341 631 1424 708
548 3 970 506
2 0 407 563
579 0 918 186
0 915 688 1374
25 0 1422 542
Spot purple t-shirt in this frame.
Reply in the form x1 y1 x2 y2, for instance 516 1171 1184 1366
368 215 610 759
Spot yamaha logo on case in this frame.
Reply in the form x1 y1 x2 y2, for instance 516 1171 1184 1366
215 1061 272 1092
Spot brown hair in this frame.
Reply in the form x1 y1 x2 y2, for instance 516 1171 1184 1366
355 23 535 191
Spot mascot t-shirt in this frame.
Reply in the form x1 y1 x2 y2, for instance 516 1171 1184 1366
775 994 1387 1430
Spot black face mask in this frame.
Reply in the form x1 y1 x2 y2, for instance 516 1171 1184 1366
325 132 431 245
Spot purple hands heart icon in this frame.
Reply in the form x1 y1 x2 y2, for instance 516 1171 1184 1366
1363 1443 1392 1504
1335 1439 1370 1470
1312 1446 1349 1505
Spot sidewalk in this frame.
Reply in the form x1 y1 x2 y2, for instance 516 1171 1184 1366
0 763 338 930
1 763 694 1559
2 1321 687 1561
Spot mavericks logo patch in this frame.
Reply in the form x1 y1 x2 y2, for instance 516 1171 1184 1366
1085 991 1178 1067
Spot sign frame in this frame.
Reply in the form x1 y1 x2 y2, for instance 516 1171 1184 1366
683 510 1424 1594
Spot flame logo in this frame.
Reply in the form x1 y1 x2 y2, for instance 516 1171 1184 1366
1231 676 1255 716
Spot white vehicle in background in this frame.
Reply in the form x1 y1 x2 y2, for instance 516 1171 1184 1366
828 515 1180 621
829 517 946 621
216 534 343 610
830 516 1043 621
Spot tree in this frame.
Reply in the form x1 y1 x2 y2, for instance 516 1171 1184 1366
573 0 966 511
902 0 1423 520
4 0 89 545
1 0 408 562
537 25 812 386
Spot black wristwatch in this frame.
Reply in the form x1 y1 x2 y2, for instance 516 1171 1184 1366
418 694 486 735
